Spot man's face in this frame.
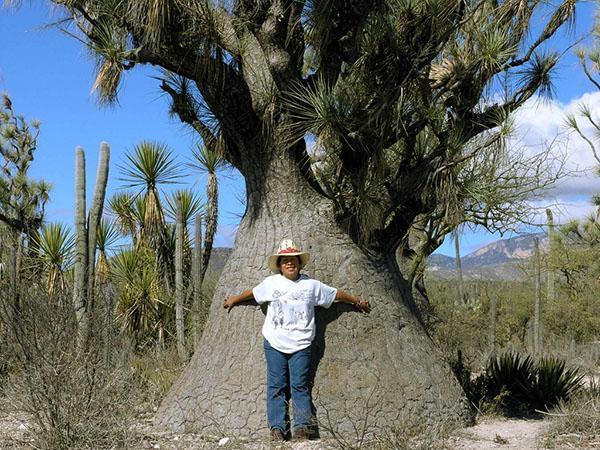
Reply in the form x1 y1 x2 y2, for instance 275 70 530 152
279 255 301 280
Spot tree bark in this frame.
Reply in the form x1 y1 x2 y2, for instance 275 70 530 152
155 142 471 437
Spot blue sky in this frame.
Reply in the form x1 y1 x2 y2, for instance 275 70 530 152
1 2 599 256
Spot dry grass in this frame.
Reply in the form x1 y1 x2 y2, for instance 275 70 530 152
0 286 140 448
542 382 600 448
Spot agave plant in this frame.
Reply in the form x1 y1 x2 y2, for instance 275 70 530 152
34 222 75 298
482 352 585 415
484 351 536 414
526 357 585 411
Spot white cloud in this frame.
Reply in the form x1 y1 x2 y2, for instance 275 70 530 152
529 197 598 225
508 92 600 221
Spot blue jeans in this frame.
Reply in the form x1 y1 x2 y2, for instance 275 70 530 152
263 339 313 433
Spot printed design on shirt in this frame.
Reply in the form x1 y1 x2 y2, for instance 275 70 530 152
269 287 312 330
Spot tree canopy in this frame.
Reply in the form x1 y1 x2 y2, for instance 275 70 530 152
50 0 577 256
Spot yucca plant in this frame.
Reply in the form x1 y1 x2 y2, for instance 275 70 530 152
111 247 165 345
119 141 181 292
107 191 138 245
119 141 180 238
165 188 200 282
165 188 203 227
34 222 75 299
189 145 226 284
95 219 119 284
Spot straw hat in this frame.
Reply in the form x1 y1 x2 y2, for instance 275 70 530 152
267 239 310 273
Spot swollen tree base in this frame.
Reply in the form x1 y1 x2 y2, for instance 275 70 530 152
155 164 472 438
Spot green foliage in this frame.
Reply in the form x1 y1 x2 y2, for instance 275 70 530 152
164 188 203 225
0 93 49 233
527 357 585 410
33 222 75 297
471 352 584 416
49 0 579 262
428 280 534 366
483 352 536 414
111 246 168 342
119 140 180 190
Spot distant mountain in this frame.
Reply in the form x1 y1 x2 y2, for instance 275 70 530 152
210 234 546 282
206 247 233 276
426 233 546 281
462 233 547 268
427 254 455 271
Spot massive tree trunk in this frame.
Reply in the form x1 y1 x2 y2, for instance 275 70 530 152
155 139 471 437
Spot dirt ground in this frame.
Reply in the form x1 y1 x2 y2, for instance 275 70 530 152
0 404 569 450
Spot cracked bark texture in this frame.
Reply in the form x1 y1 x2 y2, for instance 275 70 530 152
155 143 471 438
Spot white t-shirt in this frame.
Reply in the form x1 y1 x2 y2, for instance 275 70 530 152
252 274 337 354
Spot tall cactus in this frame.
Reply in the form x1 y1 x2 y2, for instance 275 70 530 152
533 236 542 356
73 147 88 329
546 208 556 301
73 143 110 344
175 199 186 360
87 142 110 303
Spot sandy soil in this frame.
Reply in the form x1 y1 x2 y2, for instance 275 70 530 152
449 418 547 449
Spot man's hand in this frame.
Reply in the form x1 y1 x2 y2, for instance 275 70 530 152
355 299 371 313
223 297 236 312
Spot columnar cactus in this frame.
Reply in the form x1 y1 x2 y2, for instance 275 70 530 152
546 208 556 301
533 237 542 355
73 142 110 343
175 199 186 360
73 147 88 328
87 142 110 302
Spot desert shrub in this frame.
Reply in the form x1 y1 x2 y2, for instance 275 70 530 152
0 286 139 448
427 280 535 368
480 352 536 415
543 290 600 343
